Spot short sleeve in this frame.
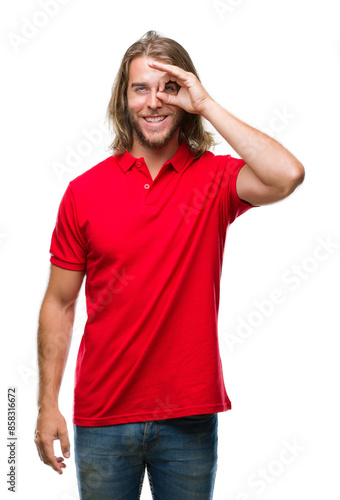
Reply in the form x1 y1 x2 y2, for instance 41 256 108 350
49 183 87 271
222 155 256 226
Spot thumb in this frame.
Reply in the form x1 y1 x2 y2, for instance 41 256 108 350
156 91 176 106
59 428 71 458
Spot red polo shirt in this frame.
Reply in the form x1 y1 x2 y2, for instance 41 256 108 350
49 139 255 426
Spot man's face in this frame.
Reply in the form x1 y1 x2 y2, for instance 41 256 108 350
126 56 185 151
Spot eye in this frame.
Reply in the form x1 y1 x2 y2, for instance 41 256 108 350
164 85 176 93
134 85 148 94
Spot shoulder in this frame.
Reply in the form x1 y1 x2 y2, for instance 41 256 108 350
196 148 245 176
68 155 118 191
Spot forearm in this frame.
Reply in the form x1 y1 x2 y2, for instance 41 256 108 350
37 298 75 410
202 99 304 188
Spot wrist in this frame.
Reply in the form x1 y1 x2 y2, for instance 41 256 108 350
38 401 59 412
200 97 218 120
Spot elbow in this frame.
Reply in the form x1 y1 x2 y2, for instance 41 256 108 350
292 161 305 186
283 161 305 197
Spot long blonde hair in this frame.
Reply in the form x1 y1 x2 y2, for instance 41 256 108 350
105 30 216 159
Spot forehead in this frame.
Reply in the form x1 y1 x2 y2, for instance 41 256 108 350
128 56 168 86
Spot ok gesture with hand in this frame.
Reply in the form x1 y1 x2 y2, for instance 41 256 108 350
148 60 213 115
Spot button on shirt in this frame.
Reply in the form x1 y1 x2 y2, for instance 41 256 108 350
49 140 256 426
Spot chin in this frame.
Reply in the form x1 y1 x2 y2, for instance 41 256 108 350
135 127 180 151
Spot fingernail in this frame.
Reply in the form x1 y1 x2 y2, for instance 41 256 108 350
65 451 70 457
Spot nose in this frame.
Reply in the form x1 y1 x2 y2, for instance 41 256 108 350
147 89 163 110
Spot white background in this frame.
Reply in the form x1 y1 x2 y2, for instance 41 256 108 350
1 0 339 498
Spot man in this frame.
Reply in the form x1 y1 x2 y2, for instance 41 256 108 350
34 30 304 499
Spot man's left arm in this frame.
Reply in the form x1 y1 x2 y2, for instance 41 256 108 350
202 101 305 206
148 60 305 207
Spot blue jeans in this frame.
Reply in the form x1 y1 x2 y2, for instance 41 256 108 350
73 413 218 499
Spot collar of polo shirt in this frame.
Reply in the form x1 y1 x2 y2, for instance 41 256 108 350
116 139 192 173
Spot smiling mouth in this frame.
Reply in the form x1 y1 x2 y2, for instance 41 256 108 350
143 116 168 123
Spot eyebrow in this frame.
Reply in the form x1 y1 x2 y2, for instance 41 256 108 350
130 81 178 88
131 83 148 88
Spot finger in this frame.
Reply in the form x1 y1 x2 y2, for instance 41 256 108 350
156 91 176 106
56 457 66 468
40 441 64 474
148 60 189 84
148 60 180 73
59 427 71 459
158 76 181 94
157 74 182 94
35 442 43 462
158 77 168 93
34 435 44 462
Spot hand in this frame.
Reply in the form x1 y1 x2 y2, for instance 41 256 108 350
148 60 213 115
34 407 71 475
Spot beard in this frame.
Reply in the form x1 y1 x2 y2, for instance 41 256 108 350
127 107 185 151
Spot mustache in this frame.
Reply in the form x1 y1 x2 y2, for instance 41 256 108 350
139 113 171 117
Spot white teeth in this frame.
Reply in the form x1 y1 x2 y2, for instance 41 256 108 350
144 116 166 123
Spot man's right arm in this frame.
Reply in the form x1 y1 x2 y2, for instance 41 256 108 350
34 263 85 475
